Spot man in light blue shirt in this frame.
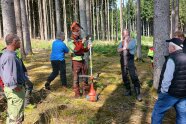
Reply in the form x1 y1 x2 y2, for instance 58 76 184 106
117 29 142 102
0 34 26 123
45 32 69 90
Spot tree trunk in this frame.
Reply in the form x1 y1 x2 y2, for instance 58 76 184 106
175 0 179 31
93 0 96 40
1 0 17 36
38 0 44 40
120 0 123 39
147 21 150 37
136 0 142 59
49 0 54 39
153 0 170 89
105 0 108 40
73 0 78 21
111 0 114 41
21 0 32 54
32 0 36 39
43 0 48 40
171 0 175 38
26 0 32 39
107 0 110 41
63 0 68 42
142 20 145 36
90 0 92 35
79 0 88 66
100 0 105 40
14 0 26 59
116 4 118 41
55 0 61 36
86 0 91 35
96 0 99 40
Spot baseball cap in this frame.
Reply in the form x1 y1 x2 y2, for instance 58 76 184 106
166 38 183 48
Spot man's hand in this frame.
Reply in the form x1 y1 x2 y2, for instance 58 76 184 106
82 37 86 44
13 86 22 92
87 43 92 49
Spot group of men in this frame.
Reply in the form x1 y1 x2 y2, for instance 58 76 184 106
0 20 186 123
0 22 90 124
44 21 91 98
118 30 186 123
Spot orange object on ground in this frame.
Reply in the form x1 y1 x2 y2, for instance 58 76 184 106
86 83 98 102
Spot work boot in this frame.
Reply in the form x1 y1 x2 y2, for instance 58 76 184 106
73 84 80 98
124 89 132 96
82 82 90 96
45 81 51 90
134 87 142 102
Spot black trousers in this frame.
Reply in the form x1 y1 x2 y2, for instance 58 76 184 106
47 60 67 86
120 52 140 90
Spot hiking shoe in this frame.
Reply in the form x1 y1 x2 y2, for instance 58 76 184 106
45 82 51 90
124 90 132 96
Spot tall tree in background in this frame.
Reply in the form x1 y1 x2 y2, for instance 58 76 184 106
175 0 179 31
96 0 99 40
93 0 96 39
116 4 118 41
14 0 26 58
153 0 170 89
120 0 123 40
101 0 105 40
79 0 87 37
73 0 78 21
107 0 110 41
171 0 175 38
43 0 48 40
49 0 55 39
38 0 44 40
136 0 142 59
86 0 91 35
111 0 114 41
63 0 68 42
55 0 61 36
1 0 16 36
21 0 32 54
79 0 88 66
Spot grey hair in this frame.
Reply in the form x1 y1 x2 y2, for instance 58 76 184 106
169 42 182 50
5 33 19 45
123 29 130 36
56 32 65 39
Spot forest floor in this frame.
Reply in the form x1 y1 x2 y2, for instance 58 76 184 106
0 41 176 124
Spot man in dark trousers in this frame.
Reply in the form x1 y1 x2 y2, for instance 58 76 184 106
0 34 26 123
117 29 142 101
68 22 90 98
151 38 186 124
45 32 69 90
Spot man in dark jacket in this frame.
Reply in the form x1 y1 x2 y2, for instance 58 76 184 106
151 38 186 124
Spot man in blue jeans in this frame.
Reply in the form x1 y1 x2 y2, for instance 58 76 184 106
45 32 69 90
151 38 186 124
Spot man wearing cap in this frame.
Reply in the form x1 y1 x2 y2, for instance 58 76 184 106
151 38 186 124
68 22 90 98
45 32 69 90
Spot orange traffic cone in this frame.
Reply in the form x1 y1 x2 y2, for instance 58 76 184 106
86 83 98 102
